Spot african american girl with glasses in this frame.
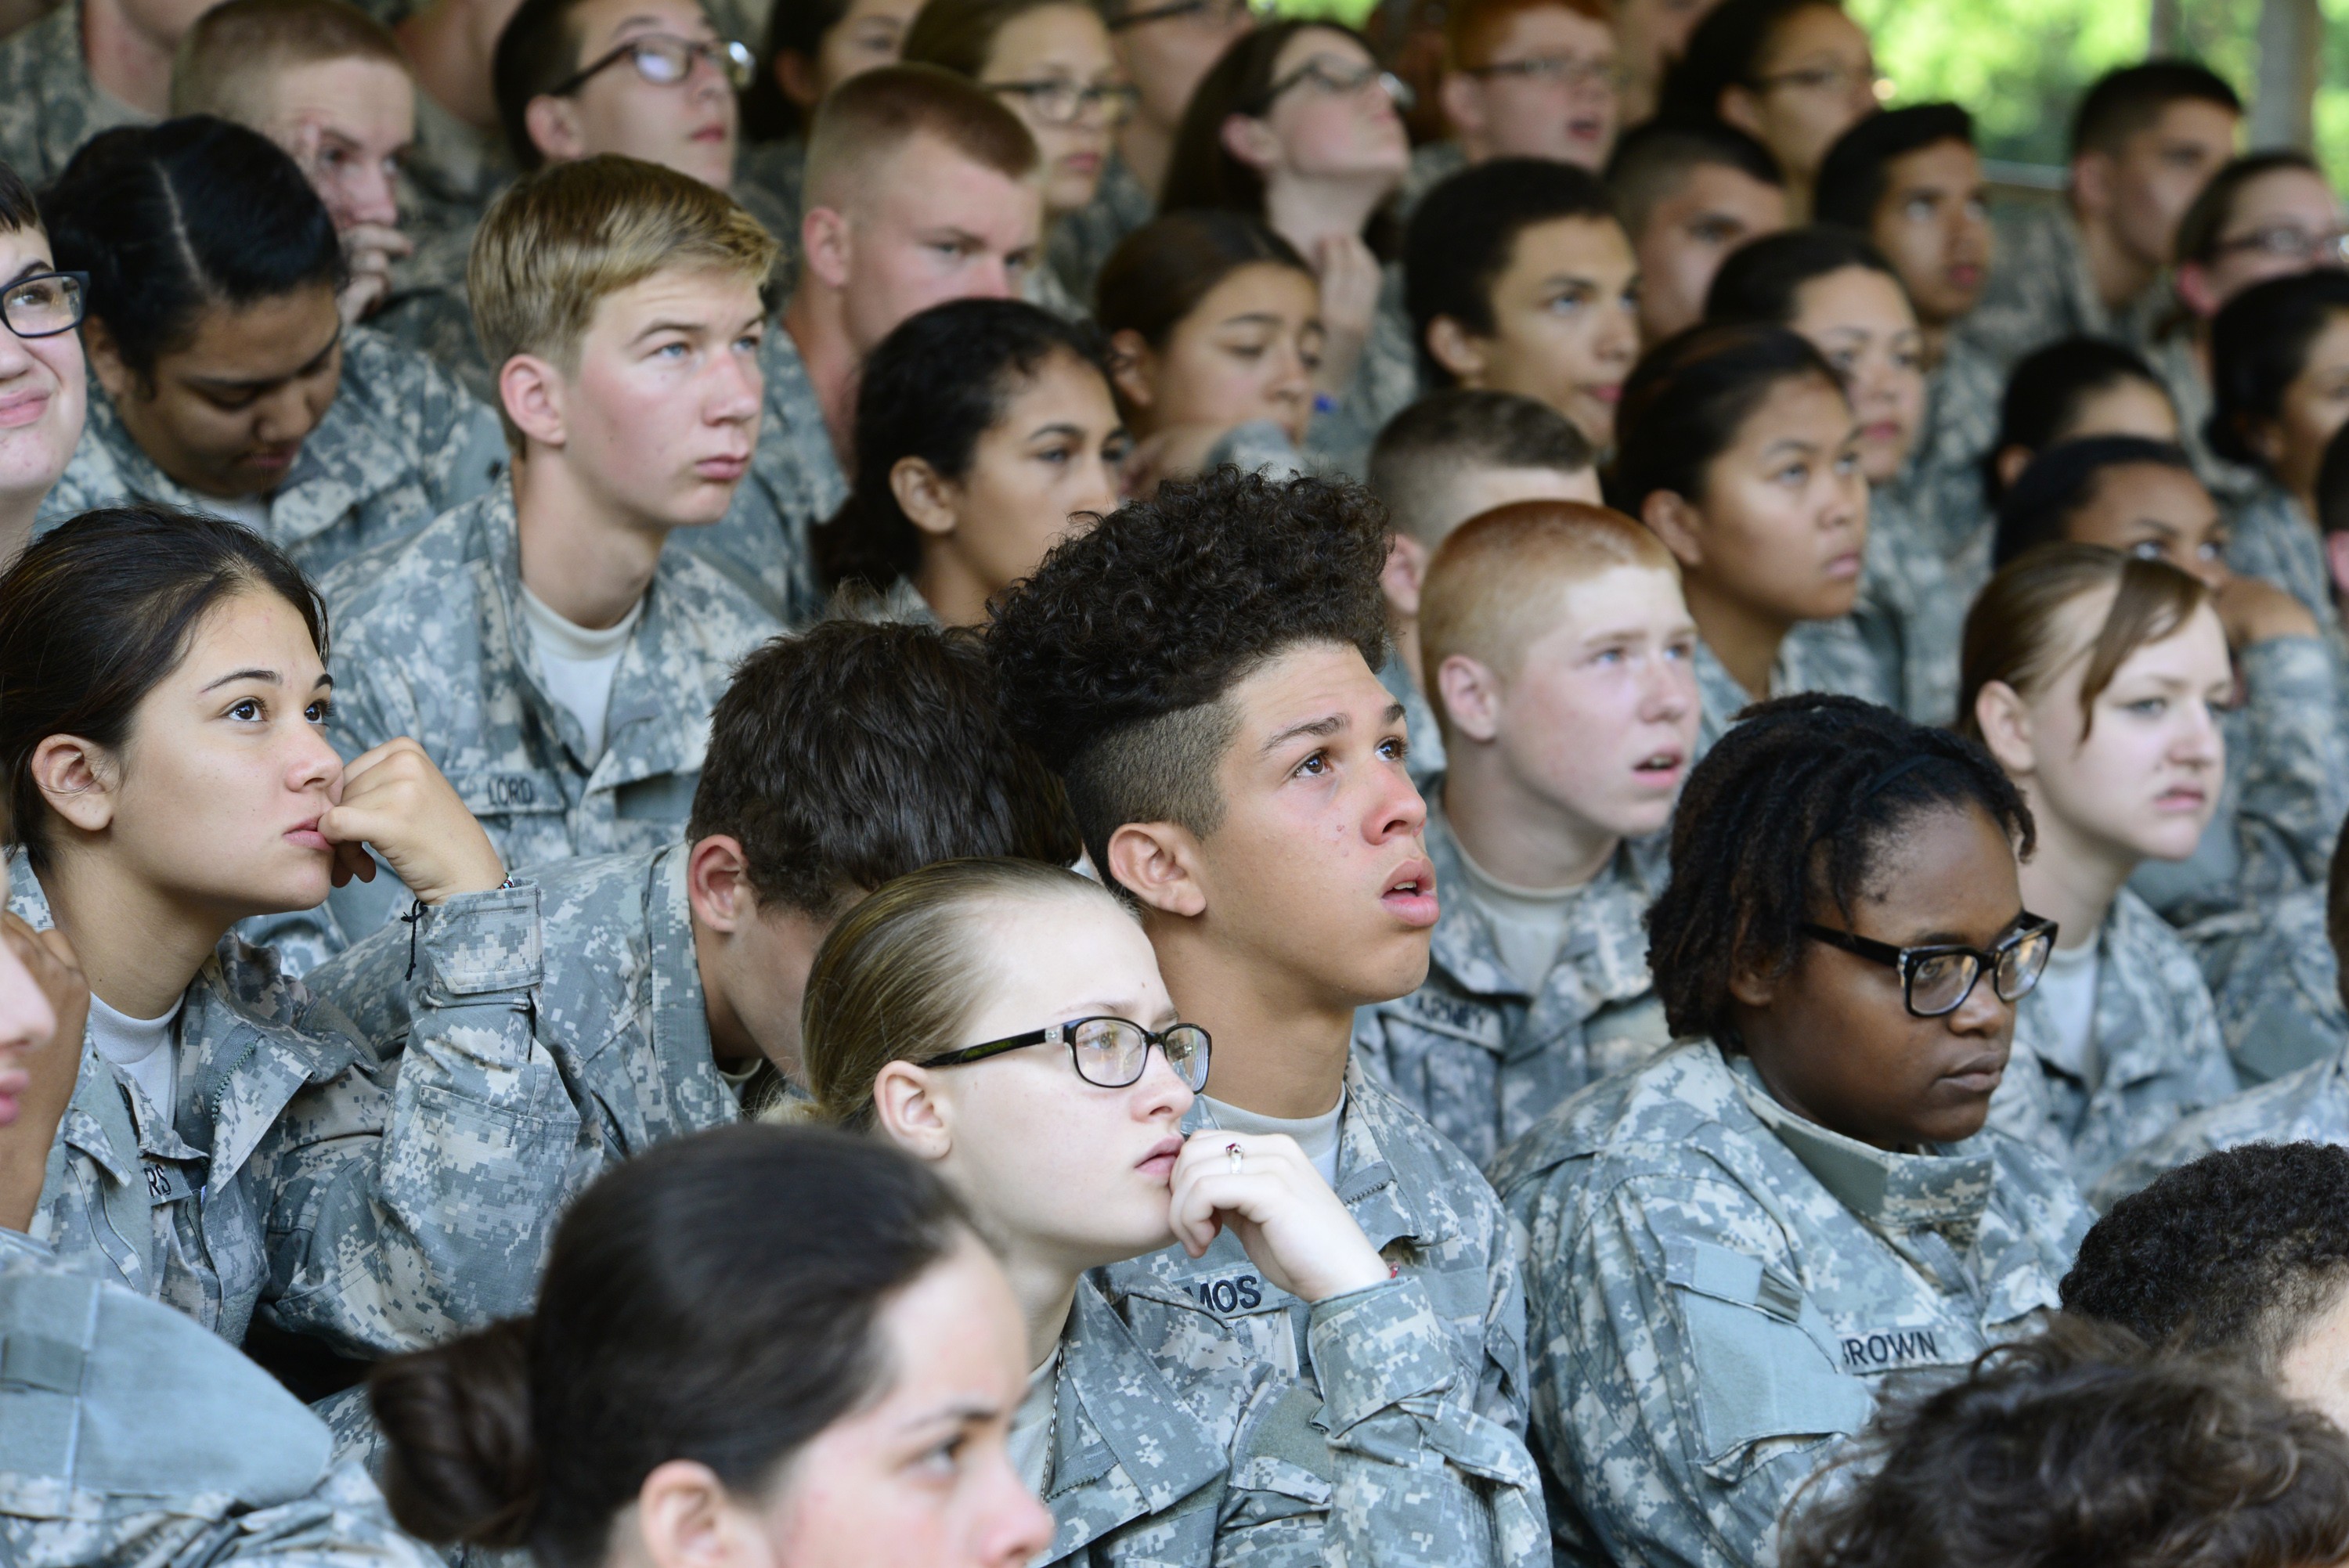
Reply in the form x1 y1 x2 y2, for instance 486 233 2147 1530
1492 692 2090 1568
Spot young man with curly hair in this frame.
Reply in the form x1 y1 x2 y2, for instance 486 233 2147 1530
986 467 1550 1567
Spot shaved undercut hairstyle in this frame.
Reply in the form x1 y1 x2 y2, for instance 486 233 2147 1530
1604 117 1782 245
986 468 1392 892
171 0 406 124
800 63 1036 213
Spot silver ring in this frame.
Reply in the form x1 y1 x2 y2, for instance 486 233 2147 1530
1225 1141 1244 1175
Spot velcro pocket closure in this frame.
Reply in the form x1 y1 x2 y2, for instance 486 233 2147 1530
1664 1238 1875 1476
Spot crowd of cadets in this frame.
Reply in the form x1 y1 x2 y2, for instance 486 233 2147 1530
12 0 2349 1562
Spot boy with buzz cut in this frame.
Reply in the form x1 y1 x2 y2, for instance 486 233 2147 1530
1368 389 1600 782
987 468 1550 1568
1353 501 1696 1169
313 155 784 955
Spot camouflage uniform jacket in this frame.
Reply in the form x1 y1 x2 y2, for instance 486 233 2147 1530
1099 1062 1550 1568
2091 1042 2349 1207
10 870 550 1357
1843 485 1968 726
1876 337 2001 569
2226 478 2335 630
735 136 806 259
1959 204 2167 369
319 477 783 911
1352 783 1670 1170
0 2 143 186
1984 886 2236 1191
0 1228 439 1568
1694 625 1893 760
2147 329 2264 504
370 93 514 402
1395 140 1469 221
2179 882 2345 1088
37 326 508 579
1303 265 1421 481
1048 146 1153 307
2127 632 2348 927
677 324 845 625
1491 1040 2089 1568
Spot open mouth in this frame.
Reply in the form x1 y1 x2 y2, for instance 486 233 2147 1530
2155 784 2208 812
1135 1135 1182 1181
1381 860 1439 928
1632 748 1684 784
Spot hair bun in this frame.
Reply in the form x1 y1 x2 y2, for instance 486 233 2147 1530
370 1317 541 1548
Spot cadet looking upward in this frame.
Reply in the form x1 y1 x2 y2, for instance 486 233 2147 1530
1604 117 1788 347
686 65 1044 624
1492 693 2089 1568
1658 0 1878 220
35 117 507 579
1365 388 1600 781
1353 502 1694 1167
0 505 523 1358
814 298 1124 627
313 156 782 955
0 158 85 568
988 468 1550 1567
1608 321 1887 753
1420 0 1622 189
371 1125 1056 1568
799 857 1490 1563
1958 546 2238 1187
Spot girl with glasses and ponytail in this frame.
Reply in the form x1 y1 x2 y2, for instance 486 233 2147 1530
785 856 1499 1566
1959 545 2241 1189
1493 691 2090 1568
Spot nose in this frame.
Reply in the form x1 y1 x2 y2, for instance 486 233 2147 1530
1642 651 1696 720
1945 961 2009 1038
352 164 400 228
2174 698 2225 768
0 323 33 379
968 257 1018 301
1367 757 1428 845
1596 298 1640 367
287 713 345 794
980 1454 1058 1568
1822 465 1867 537
705 344 762 424
1071 451 1120 521
0 935 57 1068
256 379 331 448
1133 1041 1195 1122
1268 340 1313 407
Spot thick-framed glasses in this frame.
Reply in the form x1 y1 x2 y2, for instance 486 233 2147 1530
1250 59 1414 114
988 77 1141 126
927 1015 1212 1090
1751 60 1891 101
2214 224 2349 266
1463 54 1627 93
1800 914 2057 1018
551 33 756 96
0 271 85 339
1108 0 1250 33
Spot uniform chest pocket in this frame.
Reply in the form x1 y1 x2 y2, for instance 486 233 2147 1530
1665 1238 1875 1477
613 770 700 823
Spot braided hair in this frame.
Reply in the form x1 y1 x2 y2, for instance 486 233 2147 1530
1646 694 2033 1048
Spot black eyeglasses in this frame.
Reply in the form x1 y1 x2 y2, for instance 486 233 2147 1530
1 271 85 339
1107 0 1250 32
926 1015 1211 1090
550 33 756 96
987 78 1141 126
1800 914 2057 1018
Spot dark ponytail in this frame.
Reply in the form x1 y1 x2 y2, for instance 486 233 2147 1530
370 1125 970 1568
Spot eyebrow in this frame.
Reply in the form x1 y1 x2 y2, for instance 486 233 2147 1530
200 668 334 693
1027 421 1087 442
902 1400 1006 1432
1760 436 1824 457
186 329 342 394
1214 312 1289 328
4 258 49 285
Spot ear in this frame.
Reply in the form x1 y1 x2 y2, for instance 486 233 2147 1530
1716 85 1763 139
1107 327 1158 412
1423 315 1488 385
1971 678 2038 777
498 352 568 450
1435 652 1505 744
1993 445 2031 491
1725 961 1777 1011
2174 261 2220 319
772 48 821 110
684 834 752 935
1438 70 1484 139
1640 490 1707 568
871 1059 955 1161
632 1458 757 1568
889 456 962 539
522 94 585 165
1218 111 1282 175
1105 820 1209 920
79 315 134 403
2070 150 2114 219
2327 530 2349 604
1380 532 1428 618
29 734 115 836
801 204 853 293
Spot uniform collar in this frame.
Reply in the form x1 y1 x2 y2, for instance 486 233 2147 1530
1723 1046 1996 1233
642 842 736 1133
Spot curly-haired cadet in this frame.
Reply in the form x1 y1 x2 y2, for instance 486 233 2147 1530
1492 692 2092 1568
987 465 1553 1568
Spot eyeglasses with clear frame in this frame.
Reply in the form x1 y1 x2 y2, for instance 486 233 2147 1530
1 271 85 340
1250 57 1416 114
1462 54 1628 94
926 1015 1211 1091
2214 224 2349 266
1799 914 2058 1018
987 77 1142 126
550 33 756 96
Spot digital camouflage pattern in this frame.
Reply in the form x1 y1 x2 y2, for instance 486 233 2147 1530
2091 1041 2349 1207
1492 1040 2089 1568
37 326 508 579
0 1230 438 1568
1099 1062 1550 1568
1984 886 2237 1191
2145 329 2264 504
1693 622 1894 760
317 478 784 929
1875 337 2002 569
9 870 552 1357
0 2 144 186
2225 478 2335 631
2181 882 2347 1087
676 323 844 625
1353 782 1670 1170
1841 485 1969 727
1394 140 1468 222
1959 204 2169 369
1048 145 1153 308
1304 269 1421 481
735 135 807 278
